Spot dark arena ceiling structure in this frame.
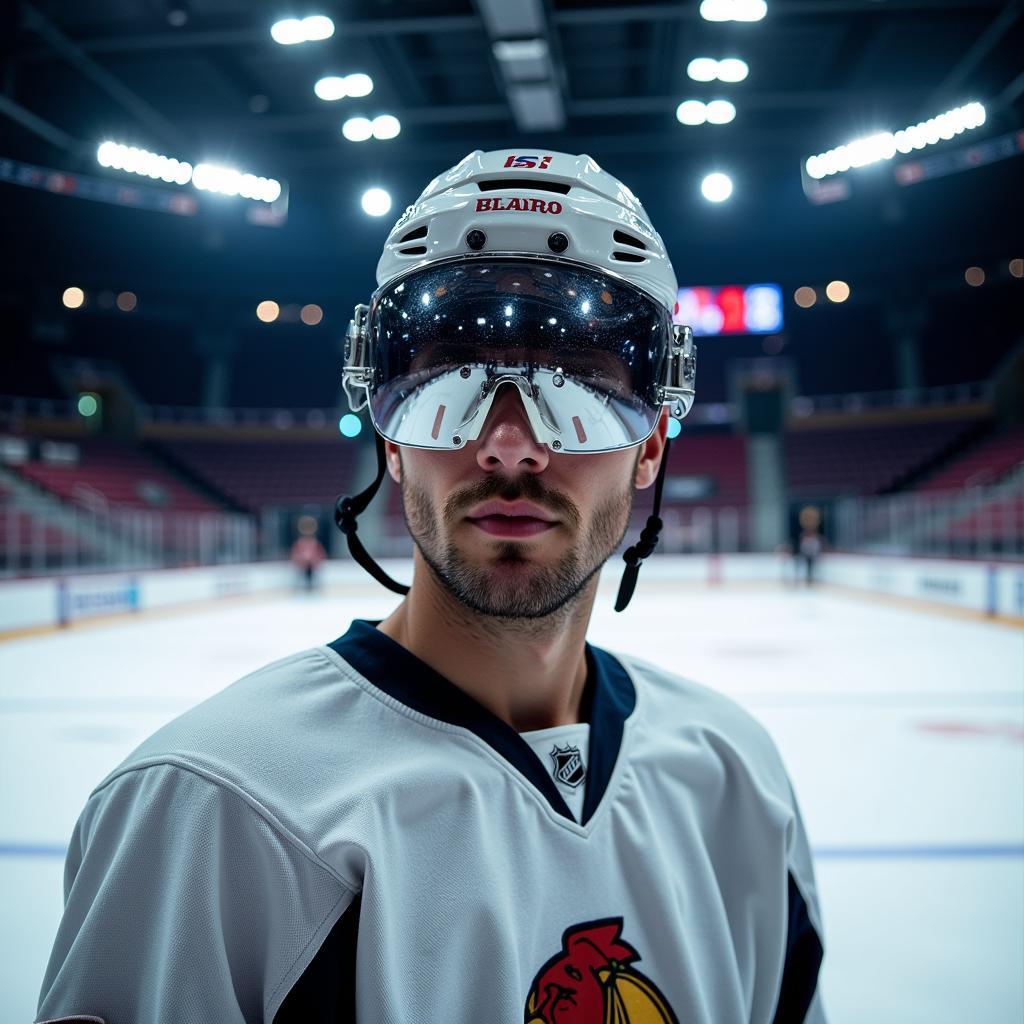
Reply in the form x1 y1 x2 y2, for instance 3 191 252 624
1 0 1022 330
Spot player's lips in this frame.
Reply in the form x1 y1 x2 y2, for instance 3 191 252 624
465 500 559 538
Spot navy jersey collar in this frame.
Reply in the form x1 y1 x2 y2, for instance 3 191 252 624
328 619 635 826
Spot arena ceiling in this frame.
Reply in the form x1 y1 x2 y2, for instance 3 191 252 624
2 0 1023 295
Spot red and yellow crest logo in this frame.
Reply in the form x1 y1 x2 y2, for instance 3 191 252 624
525 918 678 1023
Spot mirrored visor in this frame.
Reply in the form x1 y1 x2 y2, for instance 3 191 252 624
367 258 672 452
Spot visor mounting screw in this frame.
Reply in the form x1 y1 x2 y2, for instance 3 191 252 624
548 232 569 253
452 434 463 445
460 366 471 379
552 373 565 388
466 229 486 251
552 439 562 450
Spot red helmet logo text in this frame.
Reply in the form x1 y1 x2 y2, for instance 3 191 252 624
504 154 553 169
475 196 563 215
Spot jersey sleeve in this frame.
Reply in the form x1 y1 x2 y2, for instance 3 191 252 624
36 762 355 1024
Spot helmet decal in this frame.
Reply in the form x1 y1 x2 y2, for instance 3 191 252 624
504 154 554 169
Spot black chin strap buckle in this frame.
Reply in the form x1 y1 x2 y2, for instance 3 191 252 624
334 496 359 537
624 516 664 567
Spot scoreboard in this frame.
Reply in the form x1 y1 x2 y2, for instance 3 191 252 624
674 283 784 336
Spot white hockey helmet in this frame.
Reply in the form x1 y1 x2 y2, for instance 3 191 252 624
344 149 696 455
378 150 679 310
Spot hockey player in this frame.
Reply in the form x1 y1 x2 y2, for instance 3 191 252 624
37 151 826 1023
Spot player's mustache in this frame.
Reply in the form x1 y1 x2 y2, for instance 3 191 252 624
443 475 581 529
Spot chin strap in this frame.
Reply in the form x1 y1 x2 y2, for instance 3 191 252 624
615 435 671 613
334 432 410 596
338 432 672 610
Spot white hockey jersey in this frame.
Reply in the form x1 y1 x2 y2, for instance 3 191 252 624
37 618 826 1024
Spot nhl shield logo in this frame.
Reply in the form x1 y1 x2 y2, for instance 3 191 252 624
549 743 585 789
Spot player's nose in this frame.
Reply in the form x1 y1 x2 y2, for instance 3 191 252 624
474 382 550 475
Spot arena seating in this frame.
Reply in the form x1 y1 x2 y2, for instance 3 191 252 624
782 419 979 497
15 438 219 513
913 424 1024 492
942 496 1024 545
661 431 748 507
155 439 363 512
0 480 78 568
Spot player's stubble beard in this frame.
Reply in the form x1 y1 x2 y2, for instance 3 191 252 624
399 451 640 624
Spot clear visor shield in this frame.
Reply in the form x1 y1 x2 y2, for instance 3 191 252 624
364 259 673 453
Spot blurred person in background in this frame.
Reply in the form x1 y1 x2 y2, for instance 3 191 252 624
290 514 326 591
798 506 825 586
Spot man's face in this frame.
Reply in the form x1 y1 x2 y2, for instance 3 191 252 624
386 384 665 620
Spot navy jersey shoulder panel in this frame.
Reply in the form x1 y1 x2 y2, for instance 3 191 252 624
581 644 636 823
328 620 635 825
771 872 825 1024
274 894 360 1022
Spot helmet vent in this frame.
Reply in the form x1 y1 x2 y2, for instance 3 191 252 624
613 230 647 250
611 251 646 263
398 224 428 243
477 178 571 195
398 245 428 255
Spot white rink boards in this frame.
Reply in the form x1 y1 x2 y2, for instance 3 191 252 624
1 564 1022 1024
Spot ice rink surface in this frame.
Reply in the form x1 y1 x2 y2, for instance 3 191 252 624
2 568 1022 1023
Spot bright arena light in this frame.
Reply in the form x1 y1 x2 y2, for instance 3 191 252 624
256 300 280 323
688 57 749 82
964 266 985 287
116 291 137 312
361 188 392 217
62 286 85 309
825 280 850 303
701 172 733 202
371 114 401 139
97 141 192 185
98 141 280 202
271 15 334 45
705 99 737 124
191 163 240 195
717 58 749 82
805 102 987 179
676 100 707 126
314 73 374 102
192 163 281 202
700 0 767 22
314 76 348 101
343 117 374 142
677 99 735 126
687 58 719 82
302 15 335 40
344 73 374 98
270 18 304 44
